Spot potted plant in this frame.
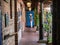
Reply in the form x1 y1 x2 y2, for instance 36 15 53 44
34 8 39 31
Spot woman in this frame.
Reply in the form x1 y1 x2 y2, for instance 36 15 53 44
30 14 33 28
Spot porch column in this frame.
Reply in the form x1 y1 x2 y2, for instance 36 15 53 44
14 0 18 45
39 2 43 40
53 0 60 45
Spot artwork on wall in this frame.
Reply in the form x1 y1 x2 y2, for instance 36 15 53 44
17 22 20 31
17 4 22 31
17 8 21 31
4 12 9 27
17 8 22 17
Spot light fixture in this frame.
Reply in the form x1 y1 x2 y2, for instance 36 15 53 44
27 2 31 8
29 7 31 11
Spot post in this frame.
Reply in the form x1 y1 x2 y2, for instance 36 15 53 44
39 2 43 40
52 0 60 45
14 0 18 45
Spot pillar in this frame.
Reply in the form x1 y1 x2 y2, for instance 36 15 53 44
39 2 43 40
14 0 18 45
37 0 44 43
53 0 60 45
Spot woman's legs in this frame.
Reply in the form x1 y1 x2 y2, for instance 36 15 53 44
31 21 32 28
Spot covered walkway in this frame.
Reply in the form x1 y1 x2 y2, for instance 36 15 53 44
19 30 46 45
1 0 60 45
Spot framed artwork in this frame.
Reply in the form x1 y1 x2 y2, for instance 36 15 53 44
17 22 20 31
17 8 20 31
17 3 23 31
4 12 9 27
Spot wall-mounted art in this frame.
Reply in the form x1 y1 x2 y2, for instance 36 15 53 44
17 3 23 31
4 12 9 27
17 8 22 17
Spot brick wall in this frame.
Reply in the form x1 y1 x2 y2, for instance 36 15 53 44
1 0 26 45
17 0 26 31
1 0 15 45
17 1 26 44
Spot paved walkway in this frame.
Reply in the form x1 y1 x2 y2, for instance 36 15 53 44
19 30 46 45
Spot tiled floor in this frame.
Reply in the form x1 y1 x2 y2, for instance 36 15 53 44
19 28 46 45
25 27 37 32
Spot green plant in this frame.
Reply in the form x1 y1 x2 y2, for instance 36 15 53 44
43 23 49 32
34 8 39 26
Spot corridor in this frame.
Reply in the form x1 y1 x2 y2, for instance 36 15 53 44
0 0 52 45
19 29 46 45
